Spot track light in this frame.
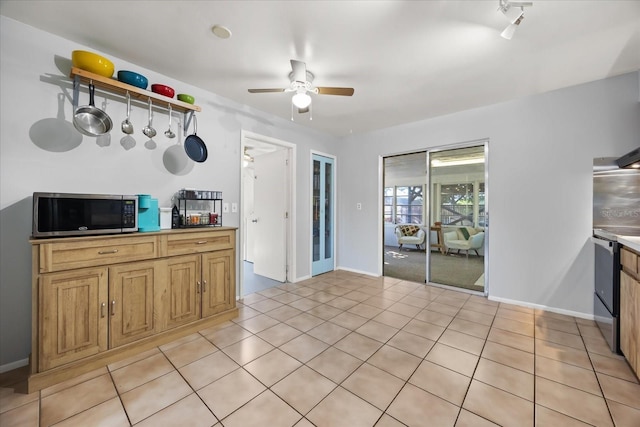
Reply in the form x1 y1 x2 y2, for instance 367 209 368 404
292 91 311 109
498 0 532 39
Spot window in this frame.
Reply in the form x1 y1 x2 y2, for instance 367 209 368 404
385 186 423 224
440 182 485 226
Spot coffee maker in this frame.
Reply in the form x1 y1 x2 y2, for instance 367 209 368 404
137 194 160 232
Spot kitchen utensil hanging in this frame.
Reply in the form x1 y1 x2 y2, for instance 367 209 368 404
73 81 113 136
121 91 134 134
184 115 207 163
164 104 176 138
142 98 156 138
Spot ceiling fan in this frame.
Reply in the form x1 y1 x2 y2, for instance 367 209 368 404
248 59 354 115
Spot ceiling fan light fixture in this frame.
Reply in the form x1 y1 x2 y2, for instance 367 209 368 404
292 92 311 109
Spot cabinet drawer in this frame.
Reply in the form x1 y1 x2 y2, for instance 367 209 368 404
621 248 639 278
38 235 159 273
166 230 234 256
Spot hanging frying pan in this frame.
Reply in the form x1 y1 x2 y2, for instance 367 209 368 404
184 115 208 162
73 82 112 136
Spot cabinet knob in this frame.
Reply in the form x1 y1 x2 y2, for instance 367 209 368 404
202 280 207 292
101 302 106 318
197 281 201 293
111 300 116 315
196 241 208 245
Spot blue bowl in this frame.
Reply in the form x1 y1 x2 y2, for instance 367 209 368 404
117 70 148 89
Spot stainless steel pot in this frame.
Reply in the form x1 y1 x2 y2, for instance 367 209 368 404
73 82 113 136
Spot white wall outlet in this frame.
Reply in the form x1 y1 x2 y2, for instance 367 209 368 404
231 202 238 213
223 203 230 213
356 202 362 210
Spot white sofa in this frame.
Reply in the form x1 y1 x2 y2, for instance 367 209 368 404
443 226 485 257
394 224 426 250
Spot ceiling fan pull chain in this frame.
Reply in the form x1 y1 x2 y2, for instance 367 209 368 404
309 103 313 121
291 101 294 121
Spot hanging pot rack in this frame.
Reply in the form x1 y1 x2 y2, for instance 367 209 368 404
70 67 200 134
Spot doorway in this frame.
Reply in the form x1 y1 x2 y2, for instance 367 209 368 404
382 142 487 293
311 153 336 276
240 131 296 297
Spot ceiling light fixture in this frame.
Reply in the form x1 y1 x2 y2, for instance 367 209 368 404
211 25 232 39
292 91 311 109
497 0 532 40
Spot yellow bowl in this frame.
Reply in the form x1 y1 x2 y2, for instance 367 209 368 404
71 50 114 78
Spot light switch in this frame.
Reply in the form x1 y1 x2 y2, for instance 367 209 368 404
231 202 238 213
223 203 230 213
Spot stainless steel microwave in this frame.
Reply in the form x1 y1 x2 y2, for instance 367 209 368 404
32 192 138 238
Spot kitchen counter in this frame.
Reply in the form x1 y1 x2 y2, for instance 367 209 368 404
619 236 640 253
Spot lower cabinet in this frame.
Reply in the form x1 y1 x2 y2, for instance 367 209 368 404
38 261 157 371
163 249 235 330
38 267 108 371
31 228 237 392
620 247 640 377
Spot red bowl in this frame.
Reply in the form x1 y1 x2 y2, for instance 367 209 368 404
151 84 175 98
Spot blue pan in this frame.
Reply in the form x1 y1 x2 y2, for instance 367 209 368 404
184 115 207 163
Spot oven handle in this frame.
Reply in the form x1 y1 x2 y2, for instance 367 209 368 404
592 236 614 253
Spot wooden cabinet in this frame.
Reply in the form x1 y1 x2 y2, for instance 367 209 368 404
108 262 157 348
30 228 237 392
620 247 640 377
202 250 235 317
38 267 108 371
164 255 202 329
162 249 235 330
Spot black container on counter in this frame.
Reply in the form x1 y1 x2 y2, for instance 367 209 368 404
171 205 180 229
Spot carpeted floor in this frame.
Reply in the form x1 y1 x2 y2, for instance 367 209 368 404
383 246 484 292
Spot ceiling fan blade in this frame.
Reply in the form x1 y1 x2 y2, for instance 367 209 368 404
248 88 286 93
316 87 355 96
290 59 307 83
297 106 310 114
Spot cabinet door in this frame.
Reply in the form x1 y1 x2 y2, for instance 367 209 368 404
201 249 235 317
39 267 108 371
620 271 639 374
165 255 201 329
109 261 156 348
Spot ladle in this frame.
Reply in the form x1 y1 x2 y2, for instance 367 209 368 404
164 104 176 138
142 98 156 138
121 91 134 134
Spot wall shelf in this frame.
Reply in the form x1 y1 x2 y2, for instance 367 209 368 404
70 67 201 113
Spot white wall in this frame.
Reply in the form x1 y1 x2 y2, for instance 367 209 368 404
0 16 339 368
337 71 640 316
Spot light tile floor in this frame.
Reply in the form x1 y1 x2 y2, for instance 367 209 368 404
2 271 640 426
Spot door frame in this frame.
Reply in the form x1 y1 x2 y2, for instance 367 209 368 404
240 130 296 298
310 151 337 276
378 138 489 295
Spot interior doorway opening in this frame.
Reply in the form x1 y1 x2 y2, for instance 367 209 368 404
240 131 296 297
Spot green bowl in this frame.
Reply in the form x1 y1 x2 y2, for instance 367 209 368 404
177 93 195 104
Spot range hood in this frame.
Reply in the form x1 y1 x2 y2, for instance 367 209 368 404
616 147 640 169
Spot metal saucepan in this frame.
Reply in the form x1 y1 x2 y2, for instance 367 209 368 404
73 82 113 136
184 115 207 162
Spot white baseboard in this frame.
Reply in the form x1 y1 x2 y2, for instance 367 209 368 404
488 296 594 320
336 266 379 278
0 358 29 374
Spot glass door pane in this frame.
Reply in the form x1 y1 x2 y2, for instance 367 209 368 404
312 154 335 276
428 145 486 292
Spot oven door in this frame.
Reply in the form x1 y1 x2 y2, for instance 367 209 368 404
593 236 619 314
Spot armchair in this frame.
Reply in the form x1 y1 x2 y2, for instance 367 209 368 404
443 227 485 258
395 224 426 250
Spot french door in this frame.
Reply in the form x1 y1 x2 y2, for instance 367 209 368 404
312 154 335 276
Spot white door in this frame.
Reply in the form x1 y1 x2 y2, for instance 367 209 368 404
253 149 288 282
